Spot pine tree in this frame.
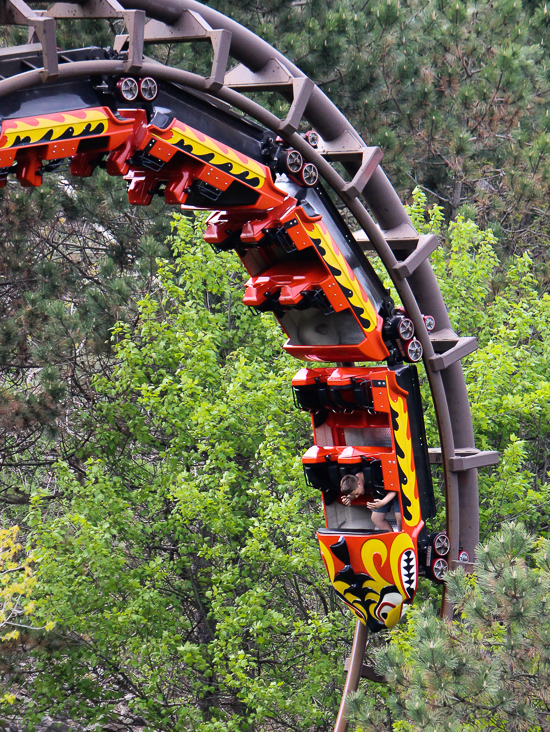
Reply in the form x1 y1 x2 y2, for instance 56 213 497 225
0 168 173 505
349 522 550 731
217 0 550 253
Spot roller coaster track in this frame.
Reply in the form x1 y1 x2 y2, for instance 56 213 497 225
0 0 499 728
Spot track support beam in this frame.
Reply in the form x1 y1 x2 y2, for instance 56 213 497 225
2 0 59 78
334 621 368 732
393 234 440 279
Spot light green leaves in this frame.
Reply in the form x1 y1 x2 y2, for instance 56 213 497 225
407 188 550 538
26 213 348 731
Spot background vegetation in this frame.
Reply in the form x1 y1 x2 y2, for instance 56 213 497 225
1 0 550 729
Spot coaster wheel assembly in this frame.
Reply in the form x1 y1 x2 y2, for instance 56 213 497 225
0 1 500 729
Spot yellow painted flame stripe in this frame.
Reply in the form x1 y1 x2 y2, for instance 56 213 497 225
0 110 112 150
309 222 378 334
361 537 388 583
159 121 267 186
319 540 336 582
391 393 421 527
360 537 404 628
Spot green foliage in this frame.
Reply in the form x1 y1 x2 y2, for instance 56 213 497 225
0 169 172 506
349 523 550 731
216 0 550 250
14 215 349 731
407 188 550 538
0 526 37 641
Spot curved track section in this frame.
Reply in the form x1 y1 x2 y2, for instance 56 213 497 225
0 2 499 729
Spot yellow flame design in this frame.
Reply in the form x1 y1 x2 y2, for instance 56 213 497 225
360 533 415 628
319 540 336 582
0 110 111 150
361 537 388 582
391 393 421 527
158 121 267 186
308 222 378 334
360 538 394 625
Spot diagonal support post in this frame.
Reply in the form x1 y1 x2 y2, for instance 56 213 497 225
2 0 58 78
123 9 145 71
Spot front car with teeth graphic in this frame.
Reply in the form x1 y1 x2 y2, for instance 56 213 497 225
300 364 437 631
318 521 421 631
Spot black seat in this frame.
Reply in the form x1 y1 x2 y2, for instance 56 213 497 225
327 377 374 412
303 458 341 505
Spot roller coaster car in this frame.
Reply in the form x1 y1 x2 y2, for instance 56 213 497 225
0 55 419 366
208 186 396 364
297 365 444 632
217 189 426 365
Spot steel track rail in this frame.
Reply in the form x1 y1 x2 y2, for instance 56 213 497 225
0 3 499 728
21 0 491 562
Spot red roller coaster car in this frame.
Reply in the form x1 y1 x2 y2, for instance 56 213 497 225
293 364 448 632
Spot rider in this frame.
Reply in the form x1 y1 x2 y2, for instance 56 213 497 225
340 473 402 532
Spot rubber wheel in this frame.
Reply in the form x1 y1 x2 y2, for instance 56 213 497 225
431 557 449 581
432 531 451 557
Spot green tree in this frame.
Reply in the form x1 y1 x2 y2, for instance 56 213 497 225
0 526 37 640
406 188 550 538
0 525 45 712
0 169 172 506
4 215 349 731
217 0 550 251
348 522 550 731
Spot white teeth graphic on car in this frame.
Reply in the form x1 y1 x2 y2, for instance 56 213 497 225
400 549 417 598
